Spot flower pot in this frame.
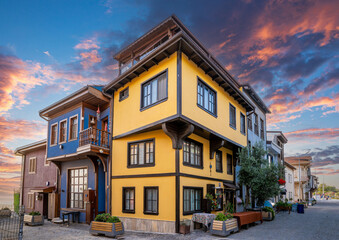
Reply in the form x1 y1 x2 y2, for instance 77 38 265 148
0 209 11 218
262 211 273 221
89 221 124 238
179 224 190 234
24 214 44 226
210 218 238 237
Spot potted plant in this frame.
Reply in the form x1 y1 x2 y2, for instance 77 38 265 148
206 193 218 212
262 207 275 221
89 213 124 237
24 211 44 226
179 219 191 234
0 207 11 218
275 201 292 213
210 212 238 237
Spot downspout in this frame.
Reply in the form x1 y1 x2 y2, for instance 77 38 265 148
108 92 114 214
20 154 25 206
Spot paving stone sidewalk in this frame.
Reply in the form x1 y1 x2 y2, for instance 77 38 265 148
23 200 339 240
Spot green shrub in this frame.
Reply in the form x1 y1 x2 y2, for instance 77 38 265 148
262 206 275 220
95 213 120 223
29 211 41 216
215 212 233 221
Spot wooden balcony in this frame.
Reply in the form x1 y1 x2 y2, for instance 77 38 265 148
77 128 110 155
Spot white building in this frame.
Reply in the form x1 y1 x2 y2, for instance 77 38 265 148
284 161 296 201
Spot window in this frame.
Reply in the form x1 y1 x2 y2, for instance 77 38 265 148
215 150 222 173
141 71 167 109
28 193 34 209
288 174 292 183
69 116 78 141
28 157 36 174
227 154 233 175
50 123 58 146
123 187 135 213
254 113 259 135
216 189 223 211
119 87 129 101
183 139 203 168
260 118 264 140
69 168 88 209
183 187 202 215
268 154 273 166
229 104 236 129
128 139 155 167
59 119 67 143
197 79 217 116
144 187 158 215
248 114 252 130
240 113 246 134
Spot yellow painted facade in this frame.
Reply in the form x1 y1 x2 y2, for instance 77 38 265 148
181 53 247 147
180 133 233 182
111 130 176 176
111 176 176 221
113 53 177 137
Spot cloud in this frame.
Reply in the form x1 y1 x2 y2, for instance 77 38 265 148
286 128 339 140
43 51 51 57
74 39 100 50
79 50 102 69
297 145 339 168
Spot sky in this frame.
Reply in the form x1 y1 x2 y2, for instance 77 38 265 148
0 0 338 204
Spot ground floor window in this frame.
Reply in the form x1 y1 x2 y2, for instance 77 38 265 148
123 187 135 213
68 168 88 209
183 187 203 215
144 187 158 215
216 189 223 211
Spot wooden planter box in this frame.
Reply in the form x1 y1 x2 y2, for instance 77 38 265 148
210 218 239 237
276 206 291 214
0 210 11 218
262 211 274 221
89 221 124 238
24 214 44 226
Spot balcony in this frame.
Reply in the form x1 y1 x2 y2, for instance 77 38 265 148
77 128 110 155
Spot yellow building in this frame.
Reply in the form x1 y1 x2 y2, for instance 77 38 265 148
104 15 254 233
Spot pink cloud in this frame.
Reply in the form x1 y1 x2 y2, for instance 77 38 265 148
74 39 100 50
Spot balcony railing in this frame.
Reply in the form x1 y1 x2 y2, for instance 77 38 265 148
79 127 110 149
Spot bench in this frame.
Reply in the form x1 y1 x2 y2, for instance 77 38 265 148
62 211 80 226
232 211 263 230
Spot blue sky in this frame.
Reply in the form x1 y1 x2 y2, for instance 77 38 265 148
0 0 338 203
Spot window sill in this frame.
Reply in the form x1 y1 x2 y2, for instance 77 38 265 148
229 124 236 130
183 210 203 216
216 170 223 173
143 211 158 215
227 172 233 175
241 131 246 136
127 163 155 168
140 98 168 112
122 210 135 214
59 141 67 145
68 138 77 142
197 104 217 118
183 162 203 169
50 144 57 147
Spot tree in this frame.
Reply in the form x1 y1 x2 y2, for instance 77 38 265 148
238 142 284 207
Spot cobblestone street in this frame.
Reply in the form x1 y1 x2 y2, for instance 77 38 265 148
23 200 339 240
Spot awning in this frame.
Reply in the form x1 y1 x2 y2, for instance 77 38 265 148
223 182 238 190
30 186 55 193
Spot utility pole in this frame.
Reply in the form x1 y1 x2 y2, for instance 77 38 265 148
322 175 324 198
299 157 301 201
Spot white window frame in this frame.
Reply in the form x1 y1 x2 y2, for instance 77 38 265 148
44 154 50 166
59 119 68 144
68 114 79 141
50 122 58 146
28 157 37 174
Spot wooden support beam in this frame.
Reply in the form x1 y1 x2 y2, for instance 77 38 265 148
141 66 148 72
210 136 225 159
163 51 170 58
198 61 205 68
132 71 139 77
188 52 196 60
162 122 194 149
51 161 62 172
151 58 158 65
96 154 107 172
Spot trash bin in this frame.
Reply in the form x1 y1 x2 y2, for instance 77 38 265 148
292 204 298 212
297 204 304 213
